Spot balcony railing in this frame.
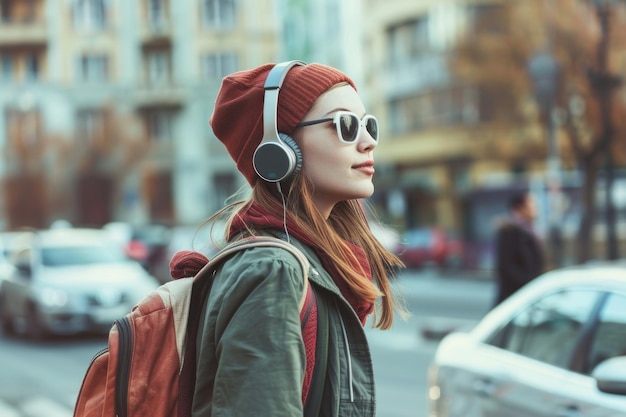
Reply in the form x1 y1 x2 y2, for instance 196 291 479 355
134 81 186 109
385 53 451 98
140 18 172 46
0 19 47 47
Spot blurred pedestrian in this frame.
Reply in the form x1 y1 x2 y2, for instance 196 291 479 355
493 191 545 306
173 61 405 417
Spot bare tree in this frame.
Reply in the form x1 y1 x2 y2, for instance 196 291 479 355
69 104 149 226
2 103 148 229
451 0 626 262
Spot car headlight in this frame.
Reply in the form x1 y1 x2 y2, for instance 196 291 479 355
427 365 442 417
39 288 69 307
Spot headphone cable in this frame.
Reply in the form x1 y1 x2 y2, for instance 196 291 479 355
276 182 291 244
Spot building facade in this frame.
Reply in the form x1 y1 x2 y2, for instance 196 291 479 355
0 0 280 229
1 0 624 265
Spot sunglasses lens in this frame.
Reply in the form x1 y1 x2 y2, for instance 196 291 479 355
339 114 359 143
365 117 378 142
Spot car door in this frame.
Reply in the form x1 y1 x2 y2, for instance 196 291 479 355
477 289 603 417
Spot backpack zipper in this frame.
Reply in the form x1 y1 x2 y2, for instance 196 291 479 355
338 314 354 402
115 317 132 417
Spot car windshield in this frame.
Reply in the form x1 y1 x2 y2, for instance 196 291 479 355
42 245 127 267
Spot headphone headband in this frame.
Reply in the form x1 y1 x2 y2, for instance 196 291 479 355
261 60 306 144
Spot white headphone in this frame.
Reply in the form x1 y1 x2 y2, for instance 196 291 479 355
253 60 306 183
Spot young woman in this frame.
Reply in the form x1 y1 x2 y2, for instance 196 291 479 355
178 61 404 417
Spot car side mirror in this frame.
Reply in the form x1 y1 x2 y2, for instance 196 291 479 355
592 356 626 396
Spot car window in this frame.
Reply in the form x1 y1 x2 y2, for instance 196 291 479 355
584 293 626 375
490 290 600 369
42 245 127 266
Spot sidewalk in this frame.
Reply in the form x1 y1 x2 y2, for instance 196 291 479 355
0 397 73 417
403 265 493 280
393 268 495 342
395 267 495 298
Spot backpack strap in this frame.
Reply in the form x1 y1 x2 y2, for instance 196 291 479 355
178 236 310 417
198 236 310 309
269 232 331 416
303 284 330 417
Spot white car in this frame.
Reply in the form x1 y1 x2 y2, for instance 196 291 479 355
0 228 160 339
428 262 626 417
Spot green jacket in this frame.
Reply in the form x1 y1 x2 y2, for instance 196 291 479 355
191 236 376 417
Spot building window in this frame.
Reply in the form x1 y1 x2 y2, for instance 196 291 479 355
76 54 108 82
389 86 477 134
145 49 171 85
148 0 165 20
24 53 39 81
0 0 12 22
1 51 43 83
213 172 236 210
201 0 235 29
145 109 174 142
1 54 12 81
387 7 469 64
147 0 168 30
387 18 430 66
76 109 105 144
73 0 106 31
201 52 237 81
5 107 42 148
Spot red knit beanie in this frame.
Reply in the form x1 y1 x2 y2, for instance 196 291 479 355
210 62 357 185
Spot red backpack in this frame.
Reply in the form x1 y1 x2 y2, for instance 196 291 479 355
73 236 327 417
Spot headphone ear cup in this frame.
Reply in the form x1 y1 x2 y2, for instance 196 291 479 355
278 133 302 180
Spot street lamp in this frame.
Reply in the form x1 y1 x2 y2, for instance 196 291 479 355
588 0 623 260
528 50 563 267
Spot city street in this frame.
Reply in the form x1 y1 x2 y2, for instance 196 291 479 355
0 269 494 417
1 0 625 416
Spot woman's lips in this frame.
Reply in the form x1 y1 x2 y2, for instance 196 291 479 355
353 161 375 175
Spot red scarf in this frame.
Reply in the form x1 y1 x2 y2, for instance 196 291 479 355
229 203 374 324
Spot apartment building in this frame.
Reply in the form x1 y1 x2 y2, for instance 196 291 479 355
360 1 582 268
0 0 280 228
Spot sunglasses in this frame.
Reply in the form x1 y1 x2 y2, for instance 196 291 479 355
296 111 379 143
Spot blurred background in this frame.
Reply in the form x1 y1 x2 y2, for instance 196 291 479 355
1 0 625 278
0 1 626 416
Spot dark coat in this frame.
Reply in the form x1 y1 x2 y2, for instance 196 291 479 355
494 220 544 305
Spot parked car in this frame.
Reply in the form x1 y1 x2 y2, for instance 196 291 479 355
0 228 160 339
395 227 462 269
103 222 171 272
0 231 35 285
428 261 626 417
